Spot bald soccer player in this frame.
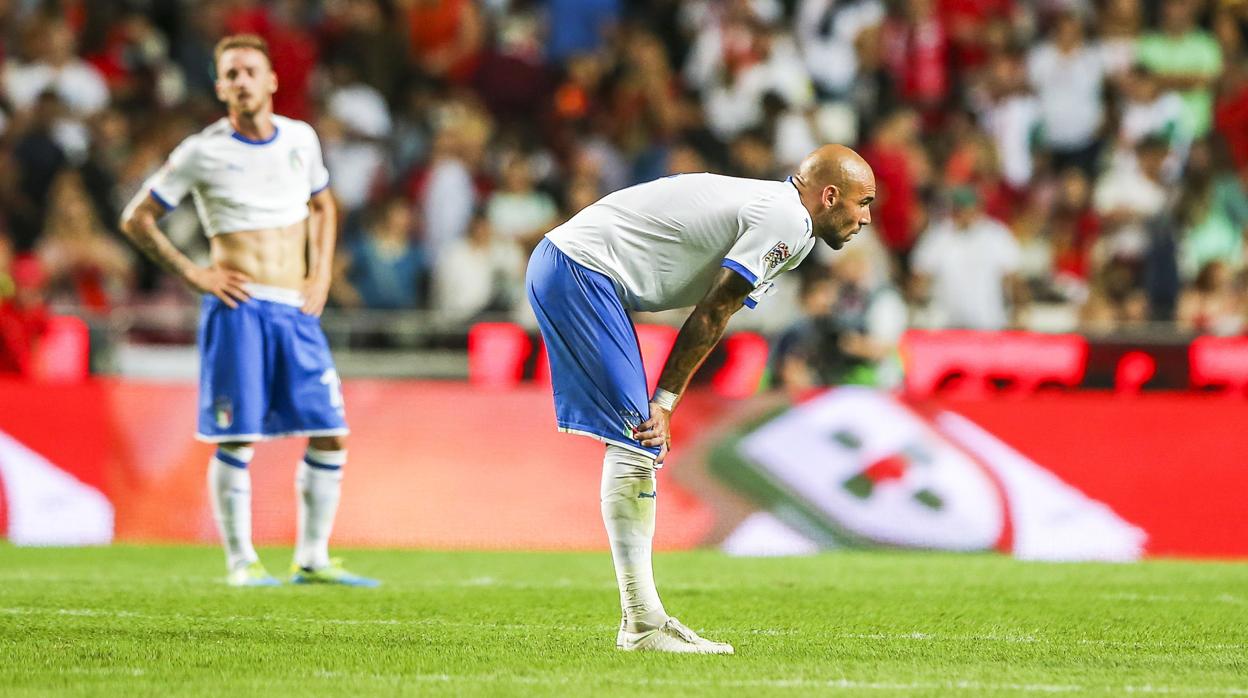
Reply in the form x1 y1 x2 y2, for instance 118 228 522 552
120 35 376 588
526 145 876 653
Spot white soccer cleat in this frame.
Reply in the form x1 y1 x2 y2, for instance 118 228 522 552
616 617 735 654
226 560 280 587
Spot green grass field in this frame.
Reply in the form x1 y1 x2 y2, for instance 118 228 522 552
1 545 1245 697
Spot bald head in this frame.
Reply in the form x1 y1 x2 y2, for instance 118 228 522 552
793 144 876 249
797 144 873 193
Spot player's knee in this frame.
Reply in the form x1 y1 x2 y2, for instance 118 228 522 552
303 444 347 473
601 444 656 500
309 435 346 451
213 443 256 469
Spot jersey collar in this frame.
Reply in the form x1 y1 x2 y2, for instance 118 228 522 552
231 125 280 145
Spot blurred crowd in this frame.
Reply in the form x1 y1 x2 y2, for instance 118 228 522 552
1 0 1247 381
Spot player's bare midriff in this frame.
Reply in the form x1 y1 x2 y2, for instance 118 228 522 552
210 220 308 290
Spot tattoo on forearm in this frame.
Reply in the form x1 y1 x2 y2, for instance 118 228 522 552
656 307 732 396
131 217 195 280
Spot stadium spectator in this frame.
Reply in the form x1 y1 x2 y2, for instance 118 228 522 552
0 255 50 375
334 197 426 311
911 186 1023 329
413 101 492 263
794 0 885 100
406 0 485 84
880 0 950 123
1097 0 1143 79
485 150 559 253
1176 260 1244 335
0 0 1241 346
1214 59 1248 173
976 49 1040 191
1175 138 1248 279
1048 167 1101 301
36 171 133 311
431 210 524 322
1027 11 1107 177
320 62 392 215
683 6 813 141
769 270 838 392
8 92 70 252
826 244 907 387
543 0 622 64
2 16 108 119
1117 64 1188 156
1135 0 1223 140
1093 134 1171 267
322 0 410 105
860 107 927 257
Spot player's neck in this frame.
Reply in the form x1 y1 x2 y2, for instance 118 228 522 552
229 110 276 143
790 176 822 224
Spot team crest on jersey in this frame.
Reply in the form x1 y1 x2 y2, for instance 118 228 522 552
763 242 791 270
289 149 305 172
213 396 233 429
619 408 643 440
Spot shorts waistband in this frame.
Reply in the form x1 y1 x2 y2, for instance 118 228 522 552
243 283 304 307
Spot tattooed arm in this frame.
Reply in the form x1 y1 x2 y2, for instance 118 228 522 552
635 268 753 462
120 193 251 308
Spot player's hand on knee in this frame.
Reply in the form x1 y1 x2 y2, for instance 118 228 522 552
639 403 672 464
190 265 251 308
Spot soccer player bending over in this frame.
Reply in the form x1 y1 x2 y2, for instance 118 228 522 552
120 35 376 588
527 146 875 653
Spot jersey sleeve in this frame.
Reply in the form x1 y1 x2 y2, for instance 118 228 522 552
722 196 811 308
306 125 330 196
146 139 199 211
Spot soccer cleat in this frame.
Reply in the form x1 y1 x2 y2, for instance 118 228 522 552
289 559 380 587
616 617 735 654
226 560 281 587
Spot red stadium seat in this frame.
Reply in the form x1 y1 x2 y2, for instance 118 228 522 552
1189 336 1248 396
467 322 532 389
901 330 1088 397
32 315 90 383
1115 351 1156 395
533 340 551 386
712 332 769 398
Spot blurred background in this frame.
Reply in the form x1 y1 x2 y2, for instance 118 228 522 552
0 0 1246 560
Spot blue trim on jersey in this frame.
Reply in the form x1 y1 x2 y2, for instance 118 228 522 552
743 296 758 309
721 259 757 286
231 126 280 145
149 189 176 211
214 449 249 469
303 455 342 471
310 180 330 196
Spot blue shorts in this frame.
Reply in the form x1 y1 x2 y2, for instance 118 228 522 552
526 238 659 458
196 292 348 443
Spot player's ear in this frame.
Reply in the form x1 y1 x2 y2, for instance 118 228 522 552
823 184 840 209
213 74 228 103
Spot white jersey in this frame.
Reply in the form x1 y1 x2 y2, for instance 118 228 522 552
144 115 330 237
546 173 817 312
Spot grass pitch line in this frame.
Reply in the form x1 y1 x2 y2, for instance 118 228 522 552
275 671 1248 695
5 607 1247 652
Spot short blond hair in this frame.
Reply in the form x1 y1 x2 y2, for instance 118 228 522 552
213 34 271 69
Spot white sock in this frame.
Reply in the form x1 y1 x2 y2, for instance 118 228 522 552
601 444 667 632
208 445 257 571
295 447 346 570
